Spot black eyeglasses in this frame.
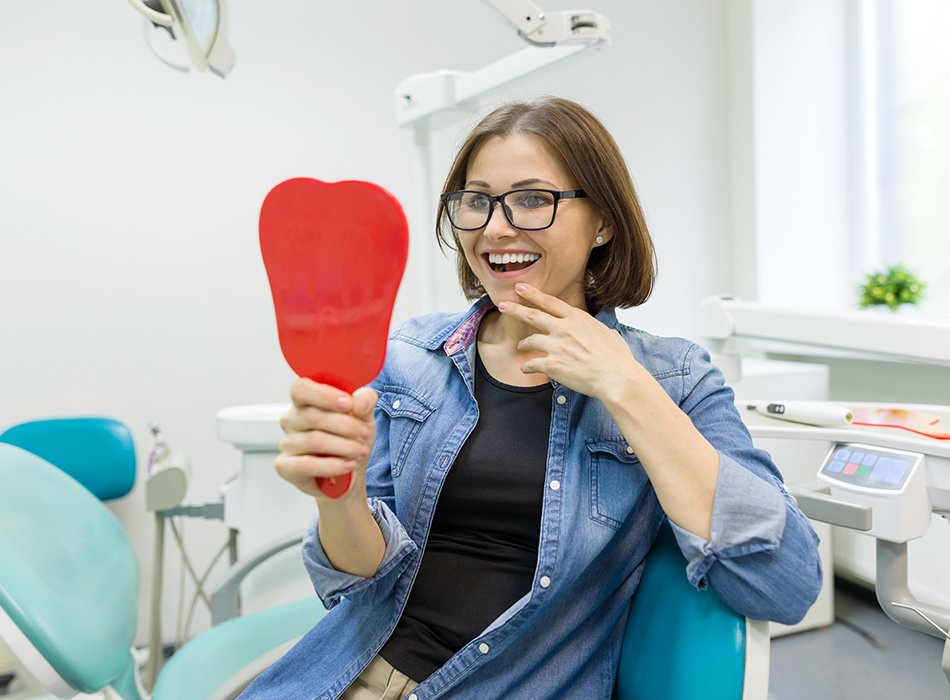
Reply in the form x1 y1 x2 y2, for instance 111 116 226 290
441 188 588 231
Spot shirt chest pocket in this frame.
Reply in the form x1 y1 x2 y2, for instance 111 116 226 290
377 388 435 477
586 439 650 530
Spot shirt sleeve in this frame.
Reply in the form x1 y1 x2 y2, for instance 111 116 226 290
668 454 786 587
669 343 823 625
301 497 418 609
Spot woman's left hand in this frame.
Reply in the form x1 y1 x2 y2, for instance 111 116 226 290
498 283 643 402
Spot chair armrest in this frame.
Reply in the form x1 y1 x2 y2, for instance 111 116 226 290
210 532 304 625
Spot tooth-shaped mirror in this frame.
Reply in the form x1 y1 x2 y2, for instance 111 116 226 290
260 178 409 497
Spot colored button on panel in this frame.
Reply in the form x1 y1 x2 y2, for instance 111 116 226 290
862 453 877 466
834 448 852 460
843 463 859 476
827 460 846 473
856 466 872 478
850 452 865 463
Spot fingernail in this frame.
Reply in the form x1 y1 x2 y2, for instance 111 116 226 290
336 396 351 410
498 301 509 312
515 283 528 292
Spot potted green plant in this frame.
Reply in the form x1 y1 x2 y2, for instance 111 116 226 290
857 264 926 312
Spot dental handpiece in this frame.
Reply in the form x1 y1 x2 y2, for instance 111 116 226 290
746 401 854 427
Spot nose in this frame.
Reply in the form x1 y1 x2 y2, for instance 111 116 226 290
483 200 517 241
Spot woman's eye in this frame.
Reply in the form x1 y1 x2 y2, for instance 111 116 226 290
464 194 490 210
514 192 553 209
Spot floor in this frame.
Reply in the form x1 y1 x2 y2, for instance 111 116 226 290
769 579 948 699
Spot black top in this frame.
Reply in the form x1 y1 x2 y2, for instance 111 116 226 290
379 351 552 682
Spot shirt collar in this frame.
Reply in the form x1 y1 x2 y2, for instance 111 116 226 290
443 296 495 356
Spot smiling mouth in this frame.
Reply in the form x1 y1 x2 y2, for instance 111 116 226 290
485 252 541 273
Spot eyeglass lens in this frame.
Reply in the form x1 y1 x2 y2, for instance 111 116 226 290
446 190 558 230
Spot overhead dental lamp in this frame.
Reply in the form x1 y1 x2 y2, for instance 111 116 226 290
126 0 235 77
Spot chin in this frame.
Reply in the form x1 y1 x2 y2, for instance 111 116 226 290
486 289 519 307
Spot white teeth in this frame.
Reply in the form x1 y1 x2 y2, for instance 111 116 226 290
488 252 541 264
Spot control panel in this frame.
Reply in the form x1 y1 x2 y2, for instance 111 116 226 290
818 442 930 542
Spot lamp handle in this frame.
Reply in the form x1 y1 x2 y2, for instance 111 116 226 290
139 18 190 72
126 0 174 27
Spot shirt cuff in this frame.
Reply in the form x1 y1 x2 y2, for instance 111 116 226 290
301 497 418 608
669 454 787 589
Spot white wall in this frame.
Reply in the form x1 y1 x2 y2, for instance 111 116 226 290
727 0 854 310
0 0 734 645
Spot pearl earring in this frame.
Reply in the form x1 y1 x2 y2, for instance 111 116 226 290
595 235 605 245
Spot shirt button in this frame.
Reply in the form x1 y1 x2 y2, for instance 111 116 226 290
392 399 401 409
549 480 560 491
539 576 551 588
556 395 567 405
478 642 490 654
408 696 418 700
626 444 634 454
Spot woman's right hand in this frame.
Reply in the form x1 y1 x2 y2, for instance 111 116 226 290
275 378 378 500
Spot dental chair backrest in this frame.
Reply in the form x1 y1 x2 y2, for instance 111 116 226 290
615 520 770 700
0 417 136 501
0 443 142 698
0 442 332 700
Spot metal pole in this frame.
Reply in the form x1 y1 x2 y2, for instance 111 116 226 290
145 513 166 691
413 123 436 314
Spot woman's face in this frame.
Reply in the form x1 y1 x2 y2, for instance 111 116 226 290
456 133 609 310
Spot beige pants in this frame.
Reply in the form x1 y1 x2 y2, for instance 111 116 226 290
339 655 420 700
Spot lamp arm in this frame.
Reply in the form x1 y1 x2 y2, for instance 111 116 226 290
480 0 547 36
481 0 610 46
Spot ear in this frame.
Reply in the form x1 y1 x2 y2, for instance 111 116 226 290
594 215 614 246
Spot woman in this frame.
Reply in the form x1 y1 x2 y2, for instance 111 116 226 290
240 97 822 699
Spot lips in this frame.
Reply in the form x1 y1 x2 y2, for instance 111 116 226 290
483 251 541 274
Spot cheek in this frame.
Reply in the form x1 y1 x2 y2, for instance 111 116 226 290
460 244 480 270
459 245 486 282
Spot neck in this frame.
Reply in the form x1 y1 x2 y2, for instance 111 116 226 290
481 309 536 346
476 309 550 386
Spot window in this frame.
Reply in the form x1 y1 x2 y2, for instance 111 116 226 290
859 0 950 317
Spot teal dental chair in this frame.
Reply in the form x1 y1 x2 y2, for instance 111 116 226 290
0 417 136 501
615 519 770 699
0 416 137 695
0 442 327 699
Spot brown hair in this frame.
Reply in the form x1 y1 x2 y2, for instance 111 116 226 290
436 96 656 309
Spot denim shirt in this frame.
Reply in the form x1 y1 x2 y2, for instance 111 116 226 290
240 297 822 700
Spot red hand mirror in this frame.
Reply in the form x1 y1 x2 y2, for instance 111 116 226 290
260 178 409 497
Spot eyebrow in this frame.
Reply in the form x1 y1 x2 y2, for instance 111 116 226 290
464 178 559 190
